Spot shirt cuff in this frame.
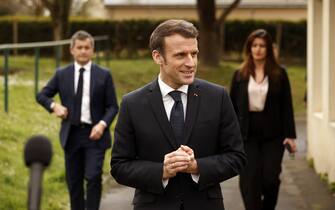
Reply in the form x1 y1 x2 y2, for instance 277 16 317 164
162 179 169 188
99 120 107 128
191 174 200 183
50 102 55 109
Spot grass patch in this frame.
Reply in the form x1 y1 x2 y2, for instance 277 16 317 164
0 56 306 209
308 157 315 169
329 182 335 194
318 173 335 194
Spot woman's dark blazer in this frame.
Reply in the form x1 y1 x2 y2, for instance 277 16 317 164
229 68 296 141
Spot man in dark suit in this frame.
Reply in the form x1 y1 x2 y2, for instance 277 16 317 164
36 30 118 210
111 19 246 210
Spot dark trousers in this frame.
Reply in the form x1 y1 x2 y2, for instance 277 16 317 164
65 125 106 210
239 137 285 210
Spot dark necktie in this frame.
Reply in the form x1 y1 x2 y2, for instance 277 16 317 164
72 68 85 125
169 91 184 145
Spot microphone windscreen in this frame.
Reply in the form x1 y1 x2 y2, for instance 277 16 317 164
24 135 53 167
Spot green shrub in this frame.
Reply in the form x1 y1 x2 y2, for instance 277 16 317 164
0 16 306 60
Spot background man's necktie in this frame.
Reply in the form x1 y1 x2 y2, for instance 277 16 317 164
169 91 184 145
72 68 85 125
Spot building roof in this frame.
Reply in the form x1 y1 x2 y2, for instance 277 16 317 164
104 0 307 8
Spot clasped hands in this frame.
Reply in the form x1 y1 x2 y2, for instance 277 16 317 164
52 102 105 140
163 145 199 179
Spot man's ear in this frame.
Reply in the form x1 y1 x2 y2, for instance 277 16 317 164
70 46 74 56
152 50 163 65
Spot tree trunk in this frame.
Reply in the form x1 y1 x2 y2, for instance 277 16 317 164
220 23 226 59
196 0 221 67
33 0 44 16
12 19 18 55
53 21 62 41
42 0 72 59
276 22 283 58
41 0 71 41
218 0 241 61
196 0 241 67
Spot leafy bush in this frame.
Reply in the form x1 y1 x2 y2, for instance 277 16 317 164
0 16 306 59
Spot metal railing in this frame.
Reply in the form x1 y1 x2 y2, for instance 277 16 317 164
0 35 109 112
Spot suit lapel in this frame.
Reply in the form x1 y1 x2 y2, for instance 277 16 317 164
66 64 75 97
263 76 272 111
90 63 96 101
183 82 200 145
148 80 178 149
240 79 249 115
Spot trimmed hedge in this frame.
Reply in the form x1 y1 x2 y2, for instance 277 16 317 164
225 20 306 58
0 16 306 59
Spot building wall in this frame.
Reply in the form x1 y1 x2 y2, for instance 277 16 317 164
307 0 335 183
106 7 306 21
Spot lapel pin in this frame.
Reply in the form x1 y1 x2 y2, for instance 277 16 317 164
193 93 198 97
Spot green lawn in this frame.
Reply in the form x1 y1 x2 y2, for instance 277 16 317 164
0 56 306 210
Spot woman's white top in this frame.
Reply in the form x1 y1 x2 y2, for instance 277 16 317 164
248 75 269 112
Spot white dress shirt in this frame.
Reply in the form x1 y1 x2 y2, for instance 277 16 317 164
74 61 92 124
50 61 106 127
158 74 199 187
158 75 188 120
248 75 269 112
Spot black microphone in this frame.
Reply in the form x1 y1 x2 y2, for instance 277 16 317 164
24 135 53 210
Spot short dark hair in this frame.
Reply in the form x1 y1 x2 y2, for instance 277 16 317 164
149 19 198 55
70 30 94 48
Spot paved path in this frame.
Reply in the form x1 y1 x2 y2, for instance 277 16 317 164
100 119 335 210
100 184 133 210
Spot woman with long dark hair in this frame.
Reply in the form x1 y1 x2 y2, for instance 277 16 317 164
230 29 297 210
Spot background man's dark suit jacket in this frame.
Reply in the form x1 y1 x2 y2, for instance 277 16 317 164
36 63 119 149
230 68 296 141
111 78 246 210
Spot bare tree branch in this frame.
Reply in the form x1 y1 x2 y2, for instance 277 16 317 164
196 0 241 67
40 0 53 11
218 0 241 25
37 0 72 40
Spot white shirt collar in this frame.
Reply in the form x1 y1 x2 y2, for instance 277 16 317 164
250 75 268 85
158 74 188 97
74 61 92 72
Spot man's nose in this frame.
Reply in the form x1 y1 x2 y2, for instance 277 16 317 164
185 54 196 67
